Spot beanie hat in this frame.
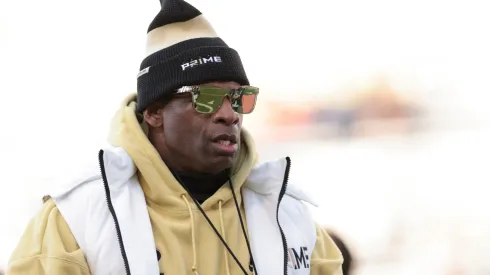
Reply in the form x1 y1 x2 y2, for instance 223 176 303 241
136 0 250 113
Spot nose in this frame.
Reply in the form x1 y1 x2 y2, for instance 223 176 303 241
212 97 240 125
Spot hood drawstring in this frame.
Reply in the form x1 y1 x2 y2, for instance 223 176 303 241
182 195 199 275
219 200 232 275
174 172 257 275
229 176 257 274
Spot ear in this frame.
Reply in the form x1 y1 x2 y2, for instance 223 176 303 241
143 108 164 128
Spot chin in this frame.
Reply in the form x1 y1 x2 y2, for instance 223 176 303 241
209 156 234 173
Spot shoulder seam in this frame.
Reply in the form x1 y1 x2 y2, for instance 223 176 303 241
285 190 318 207
8 255 90 272
48 174 102 201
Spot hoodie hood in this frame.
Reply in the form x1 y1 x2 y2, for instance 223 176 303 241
108 94 258 210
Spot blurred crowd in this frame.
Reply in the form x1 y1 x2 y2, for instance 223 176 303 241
260 77 425 142
251 75 490 275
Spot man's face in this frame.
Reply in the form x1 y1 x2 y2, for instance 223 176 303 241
144 81 243 174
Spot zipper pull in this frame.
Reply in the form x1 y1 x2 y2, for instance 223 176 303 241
249 260 255 274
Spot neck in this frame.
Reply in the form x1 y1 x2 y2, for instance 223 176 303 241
171 169 230 204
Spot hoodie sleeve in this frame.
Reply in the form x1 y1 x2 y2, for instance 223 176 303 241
7 199 90 275
310 224 344 275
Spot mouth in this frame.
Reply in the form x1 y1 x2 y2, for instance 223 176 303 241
211 134 238 155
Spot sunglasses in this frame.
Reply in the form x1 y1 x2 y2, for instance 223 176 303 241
175 85 259 114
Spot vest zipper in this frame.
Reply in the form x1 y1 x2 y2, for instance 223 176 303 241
277 157 291 275
98 150 132 275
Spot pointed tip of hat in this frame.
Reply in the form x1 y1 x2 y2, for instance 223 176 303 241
148 0 202 33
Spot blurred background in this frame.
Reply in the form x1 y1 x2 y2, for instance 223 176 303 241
1 0 490 274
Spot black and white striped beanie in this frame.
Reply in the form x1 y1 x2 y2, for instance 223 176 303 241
136 0 250 113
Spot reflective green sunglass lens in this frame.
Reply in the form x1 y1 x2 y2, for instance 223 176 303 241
193 87 226 114
193 86 259 114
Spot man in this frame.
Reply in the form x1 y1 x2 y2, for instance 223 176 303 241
7 0 343 274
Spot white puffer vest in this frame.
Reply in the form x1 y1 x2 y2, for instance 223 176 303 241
49 147 318 275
